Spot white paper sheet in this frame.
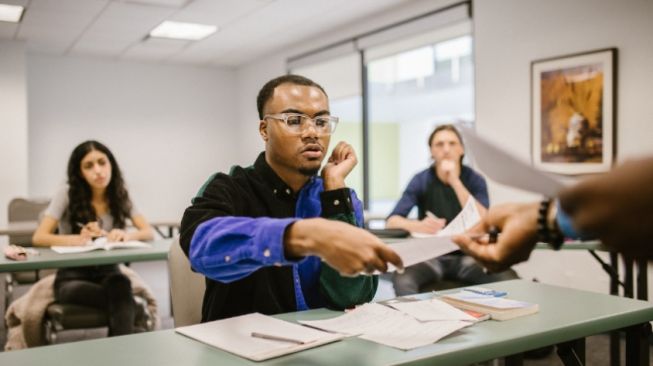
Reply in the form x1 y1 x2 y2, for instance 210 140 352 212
382 236 459 272
459 126 567 197
176 313 343 361
437 197 481 237
378 197 481 272
387 298 477 322
300 303 469 350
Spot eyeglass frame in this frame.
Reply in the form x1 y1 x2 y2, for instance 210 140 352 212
263 112 339 135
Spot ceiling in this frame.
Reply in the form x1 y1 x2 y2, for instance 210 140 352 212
0 0 411 67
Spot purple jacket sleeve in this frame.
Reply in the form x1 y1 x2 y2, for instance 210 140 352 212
189 216 299 283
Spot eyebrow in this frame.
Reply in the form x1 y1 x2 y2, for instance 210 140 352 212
281 108 330 117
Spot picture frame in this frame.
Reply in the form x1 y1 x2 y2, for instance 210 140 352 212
531 48 617 175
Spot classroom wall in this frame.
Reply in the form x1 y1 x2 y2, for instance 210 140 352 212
27 54 238 223
474 0 653 293
0 41 29 243
235 0 462 165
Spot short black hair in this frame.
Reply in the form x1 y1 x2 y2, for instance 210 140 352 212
256 74 328 119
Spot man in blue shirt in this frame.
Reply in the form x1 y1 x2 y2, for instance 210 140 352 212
180 75 403 321
386 125 517 295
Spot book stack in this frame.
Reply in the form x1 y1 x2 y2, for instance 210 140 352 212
441 291 539 321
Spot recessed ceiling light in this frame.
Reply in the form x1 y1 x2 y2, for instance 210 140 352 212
149 21 217 41
0 4 25 23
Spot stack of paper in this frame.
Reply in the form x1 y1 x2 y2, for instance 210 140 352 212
299 302 472 350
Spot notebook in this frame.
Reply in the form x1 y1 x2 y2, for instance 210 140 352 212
51 237 150 254
441 291 539 321
175 313 345 361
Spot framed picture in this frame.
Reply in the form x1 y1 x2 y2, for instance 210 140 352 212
531 48 617 174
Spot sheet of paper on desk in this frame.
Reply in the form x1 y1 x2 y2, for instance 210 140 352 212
299 303 469 350
459 126 567 197
387 298 477 322
176 312 344 361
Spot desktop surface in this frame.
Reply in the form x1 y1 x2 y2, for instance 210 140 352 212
2 280 652 366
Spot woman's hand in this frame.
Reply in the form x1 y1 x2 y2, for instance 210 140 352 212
107 229 129 242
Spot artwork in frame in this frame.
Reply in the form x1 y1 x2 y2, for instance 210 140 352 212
531 48 617 174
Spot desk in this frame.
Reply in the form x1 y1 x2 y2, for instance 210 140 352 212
0 239 172 273
1 280 651 366
0 221 180 239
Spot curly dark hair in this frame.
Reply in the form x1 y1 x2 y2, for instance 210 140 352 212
256 74 328 119
66 141 132 234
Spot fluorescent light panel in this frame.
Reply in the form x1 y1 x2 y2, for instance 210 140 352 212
0 4 24 23
149 21 217 41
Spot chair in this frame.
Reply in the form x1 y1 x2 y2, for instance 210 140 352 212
168 237 205 327
43 293 154 344
5 198 52 312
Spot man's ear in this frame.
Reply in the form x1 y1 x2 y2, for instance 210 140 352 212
259 119 269 141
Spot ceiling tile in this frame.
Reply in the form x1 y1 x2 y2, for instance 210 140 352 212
121 36 188 60
120 0 190 8
170 0 267 26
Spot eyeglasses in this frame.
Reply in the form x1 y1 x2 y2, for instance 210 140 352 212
264 113 339 135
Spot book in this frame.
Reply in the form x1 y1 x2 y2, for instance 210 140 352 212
440 291 539 321
462 309 491 322
51 237 150 254
175 313 345 361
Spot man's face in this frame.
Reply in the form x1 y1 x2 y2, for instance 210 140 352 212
259 83 331 176
430 130 464 166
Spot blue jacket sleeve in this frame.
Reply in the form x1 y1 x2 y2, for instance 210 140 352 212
389 174 422 218
190 216 299 283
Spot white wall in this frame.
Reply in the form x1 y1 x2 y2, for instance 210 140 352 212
0 41 28 243
235 0 463 165
474 0 653 293
27 54 238 222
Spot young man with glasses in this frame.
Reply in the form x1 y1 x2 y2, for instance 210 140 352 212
180 74 403 322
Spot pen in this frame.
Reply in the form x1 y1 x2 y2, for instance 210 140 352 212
251 332 306 345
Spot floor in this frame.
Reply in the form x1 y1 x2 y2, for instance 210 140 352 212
1 262 650 365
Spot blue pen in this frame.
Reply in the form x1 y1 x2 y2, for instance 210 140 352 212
463 287 507 297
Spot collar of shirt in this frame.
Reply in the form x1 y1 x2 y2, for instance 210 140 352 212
253 152 318 201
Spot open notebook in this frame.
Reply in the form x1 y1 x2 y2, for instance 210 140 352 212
51 237 150 254
175 313 345 361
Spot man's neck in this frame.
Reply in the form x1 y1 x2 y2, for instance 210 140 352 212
265 154 310 193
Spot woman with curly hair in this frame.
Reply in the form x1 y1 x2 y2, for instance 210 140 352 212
33 140 153 336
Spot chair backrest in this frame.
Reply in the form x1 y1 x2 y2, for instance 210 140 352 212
168 237 205 327
8 197 50 246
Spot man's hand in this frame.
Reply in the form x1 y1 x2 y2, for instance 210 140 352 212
452 202 539 272
412 216 446 234
437 159 461 185
321 142 357 190
285 218 404 276
559 157 653 259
